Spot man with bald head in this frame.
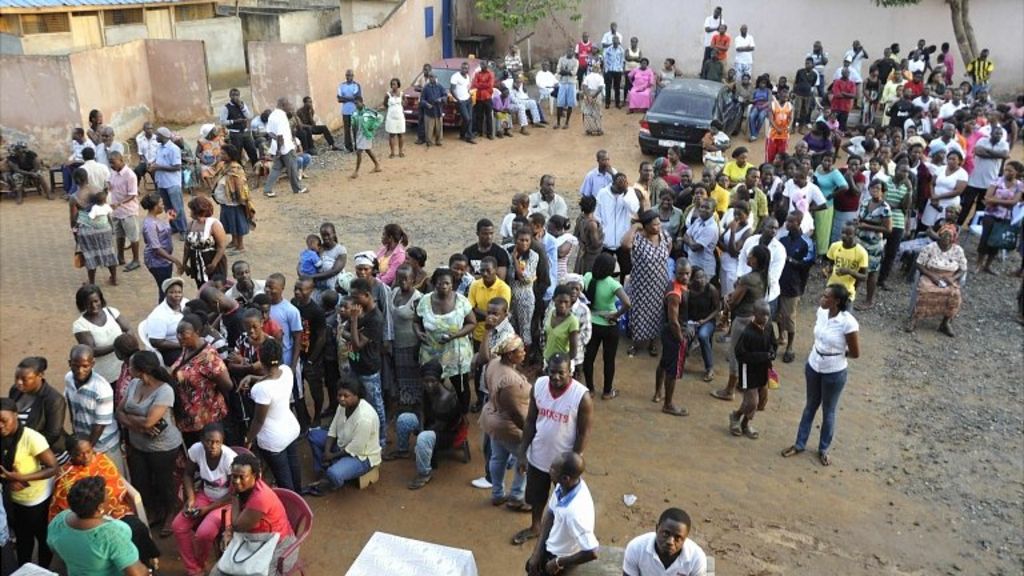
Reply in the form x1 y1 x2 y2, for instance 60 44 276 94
263 97 307 198
525 451 599 575
65 344 124 476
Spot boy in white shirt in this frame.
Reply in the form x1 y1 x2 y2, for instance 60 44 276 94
623 507 708 576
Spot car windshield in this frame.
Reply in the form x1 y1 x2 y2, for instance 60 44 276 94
652 92 716 119
413 68 458 91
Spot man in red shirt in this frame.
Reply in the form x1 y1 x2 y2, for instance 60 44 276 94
830 68 858 131
574 33 593 89
471 62 496 140
710 24 731 62
903 71 925 98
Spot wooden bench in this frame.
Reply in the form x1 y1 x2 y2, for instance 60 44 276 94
355 466 379 490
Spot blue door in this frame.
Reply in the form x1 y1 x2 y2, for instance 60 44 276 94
442 0 454 58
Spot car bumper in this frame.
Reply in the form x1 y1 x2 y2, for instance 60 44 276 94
638 132 700 155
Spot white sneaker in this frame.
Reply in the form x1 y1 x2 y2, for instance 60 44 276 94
470 477 492 489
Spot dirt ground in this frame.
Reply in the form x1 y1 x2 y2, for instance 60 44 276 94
1 107 1022 576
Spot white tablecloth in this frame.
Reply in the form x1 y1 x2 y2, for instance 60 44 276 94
346 531 479 576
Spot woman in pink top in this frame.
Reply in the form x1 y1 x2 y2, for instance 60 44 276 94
375 223 409 286
627 58 657 113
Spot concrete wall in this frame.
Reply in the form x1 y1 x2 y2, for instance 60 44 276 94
0 33 23 55
0 54 80 160
238 11 280 44
68 40 153 145
339 0 401 33
146 39 212 123
464 0 1024 94
19 32 74 55
247 41 309 114
279 8 341 44
175 16 246 88
104 24 149 46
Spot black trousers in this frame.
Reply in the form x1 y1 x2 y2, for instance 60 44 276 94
451 373 471 414
583 323 620 395
10 497 52 567
473 100 494 138
604 71 623 107
342 114 355 151
702 47 714 75
228 130 260 166
323 355 341 415
306 125 336 148
121 515 161 562
878 227 904 285
127 446 180 523
957 185 987 226
836 110 850 132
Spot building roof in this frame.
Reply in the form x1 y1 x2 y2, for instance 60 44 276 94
0 0 187 8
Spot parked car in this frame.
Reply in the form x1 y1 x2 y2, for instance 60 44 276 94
403 58 499 128
638 78 743 157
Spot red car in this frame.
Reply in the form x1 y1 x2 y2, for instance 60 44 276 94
402 58 499 128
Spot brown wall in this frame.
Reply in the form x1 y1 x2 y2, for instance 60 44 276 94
247 41 309 115
146 39 212 124
248 0 441 131
69 40 153 147
0 54 80 160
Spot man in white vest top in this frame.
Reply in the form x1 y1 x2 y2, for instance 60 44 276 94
513 354 593 546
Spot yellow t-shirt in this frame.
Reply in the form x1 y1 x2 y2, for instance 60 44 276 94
8 426 53 506
722 161 751 187
710 185 731 217
468 278 512 341
826 241 869 301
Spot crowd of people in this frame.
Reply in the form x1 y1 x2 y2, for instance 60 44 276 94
1 6 1023 576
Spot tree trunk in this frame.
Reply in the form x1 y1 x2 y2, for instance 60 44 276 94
946 0 976 65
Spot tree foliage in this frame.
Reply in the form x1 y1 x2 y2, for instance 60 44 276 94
875 0 978 63
475 0 583 43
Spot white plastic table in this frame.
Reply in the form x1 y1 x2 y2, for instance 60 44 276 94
346 531 479 576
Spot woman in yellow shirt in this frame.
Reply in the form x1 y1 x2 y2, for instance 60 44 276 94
711 172 733 218
722 146 753 187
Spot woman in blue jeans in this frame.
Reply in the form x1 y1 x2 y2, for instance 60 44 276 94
244 338 302 492
685 267 721 382
782 284 860 466
303 379 382 496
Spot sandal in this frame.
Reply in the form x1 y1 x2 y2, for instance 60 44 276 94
648 344 658 357
159 525 174 538
782 350 796 363
729 412 743 436
505 499 532 513
601 389 619 400
702 370 714 382
710 389 734 401
512 528 538 545
626 346 638 357
743 425 760 439
781 446 804 458
818 451 832 466
301 483 324 497
662 405 688 417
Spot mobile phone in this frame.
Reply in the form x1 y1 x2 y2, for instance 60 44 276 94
154 419 169 434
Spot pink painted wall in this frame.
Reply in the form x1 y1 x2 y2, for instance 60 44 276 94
0 55 80 162
146 40 212 124
69 40 153 148
247 41 309 115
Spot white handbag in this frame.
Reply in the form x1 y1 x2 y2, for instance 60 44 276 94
217 532 280 576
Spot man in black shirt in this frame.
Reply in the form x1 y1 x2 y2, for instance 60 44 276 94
292 277 326 431
348 278 387 447
776 212 815 364
464 218 511 278
220 88 260 167
792 57 818 132
887 88 915 130
873 47 896 87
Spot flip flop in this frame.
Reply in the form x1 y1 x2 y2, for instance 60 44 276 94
662 405 688 417
124 261 141 272
512 528 538 546
601 389 619 400
301 483 324 497
782 350 796 363
710 389 733 401
781 446 804 458
702 371 714 382
818 452 832 466
505 500 532 513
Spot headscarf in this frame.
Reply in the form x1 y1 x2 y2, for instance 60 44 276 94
937 222 959 244
493 334 524 356
561 273 584 286
353 251 377 268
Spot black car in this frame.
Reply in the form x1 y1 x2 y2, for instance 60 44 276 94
638 79 743 157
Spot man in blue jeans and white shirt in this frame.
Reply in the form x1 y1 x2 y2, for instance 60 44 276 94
346 278 387 446
149 127 186 238
263 97 307 198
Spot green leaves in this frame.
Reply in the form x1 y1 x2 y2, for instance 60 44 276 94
474 0 583 33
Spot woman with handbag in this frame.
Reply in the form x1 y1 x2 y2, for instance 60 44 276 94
977 160 1024 275
211 452 295 576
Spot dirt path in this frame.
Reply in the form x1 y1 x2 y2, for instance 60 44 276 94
1 109 1021 575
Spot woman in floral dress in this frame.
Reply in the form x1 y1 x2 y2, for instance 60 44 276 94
624 210 672 357
415 268 476 414
170 313 232 446
509 228 539 348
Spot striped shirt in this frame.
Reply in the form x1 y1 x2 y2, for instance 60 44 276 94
64 371 119 454
966 58 993 85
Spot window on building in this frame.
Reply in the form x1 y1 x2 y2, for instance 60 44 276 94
175 3 214 22
0 14 21 35
104 8 144 27
20 13 71 35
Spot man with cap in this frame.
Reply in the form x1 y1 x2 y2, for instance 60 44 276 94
148 127 187 238
524 451 599 575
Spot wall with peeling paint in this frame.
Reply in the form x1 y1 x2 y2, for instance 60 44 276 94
247 42 309 115
175 16 247 88
69 41 154 149
0 54 80 160
147 40 212 124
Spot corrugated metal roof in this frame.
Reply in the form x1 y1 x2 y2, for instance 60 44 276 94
0 0 186 8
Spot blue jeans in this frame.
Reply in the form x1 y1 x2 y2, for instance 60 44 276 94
356 372 387 446
695 320 715 372
395 413 436 476
259 439 301 491
488 436 525 501
748 106 768 139
457 98 474 140
307 427 336 473
794 364 848 453
157 185 186 233
326 454 371 488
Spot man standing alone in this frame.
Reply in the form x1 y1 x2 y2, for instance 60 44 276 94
337 70 362 152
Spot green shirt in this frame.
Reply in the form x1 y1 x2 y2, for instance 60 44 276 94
884 182 909 230
544 313 580 361
47 510 139 576
583 273 622 326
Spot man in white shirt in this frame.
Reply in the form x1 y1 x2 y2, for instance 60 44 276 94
94 127 125 168
595 173 640 279
832 59 862 84
937 89 966 120
535 61 558 114
961 124 1009 226
843 40 870 79
450 61 476 143
134 122 159 182
225 260 266 307
600 22 622 49
262 96 306 198
623 507 708 576
529 174 568 219
736 217 787 305
782 171 826 235
702 6 724 64
732 24 755 78
80 146 110 192
525 452 599 575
